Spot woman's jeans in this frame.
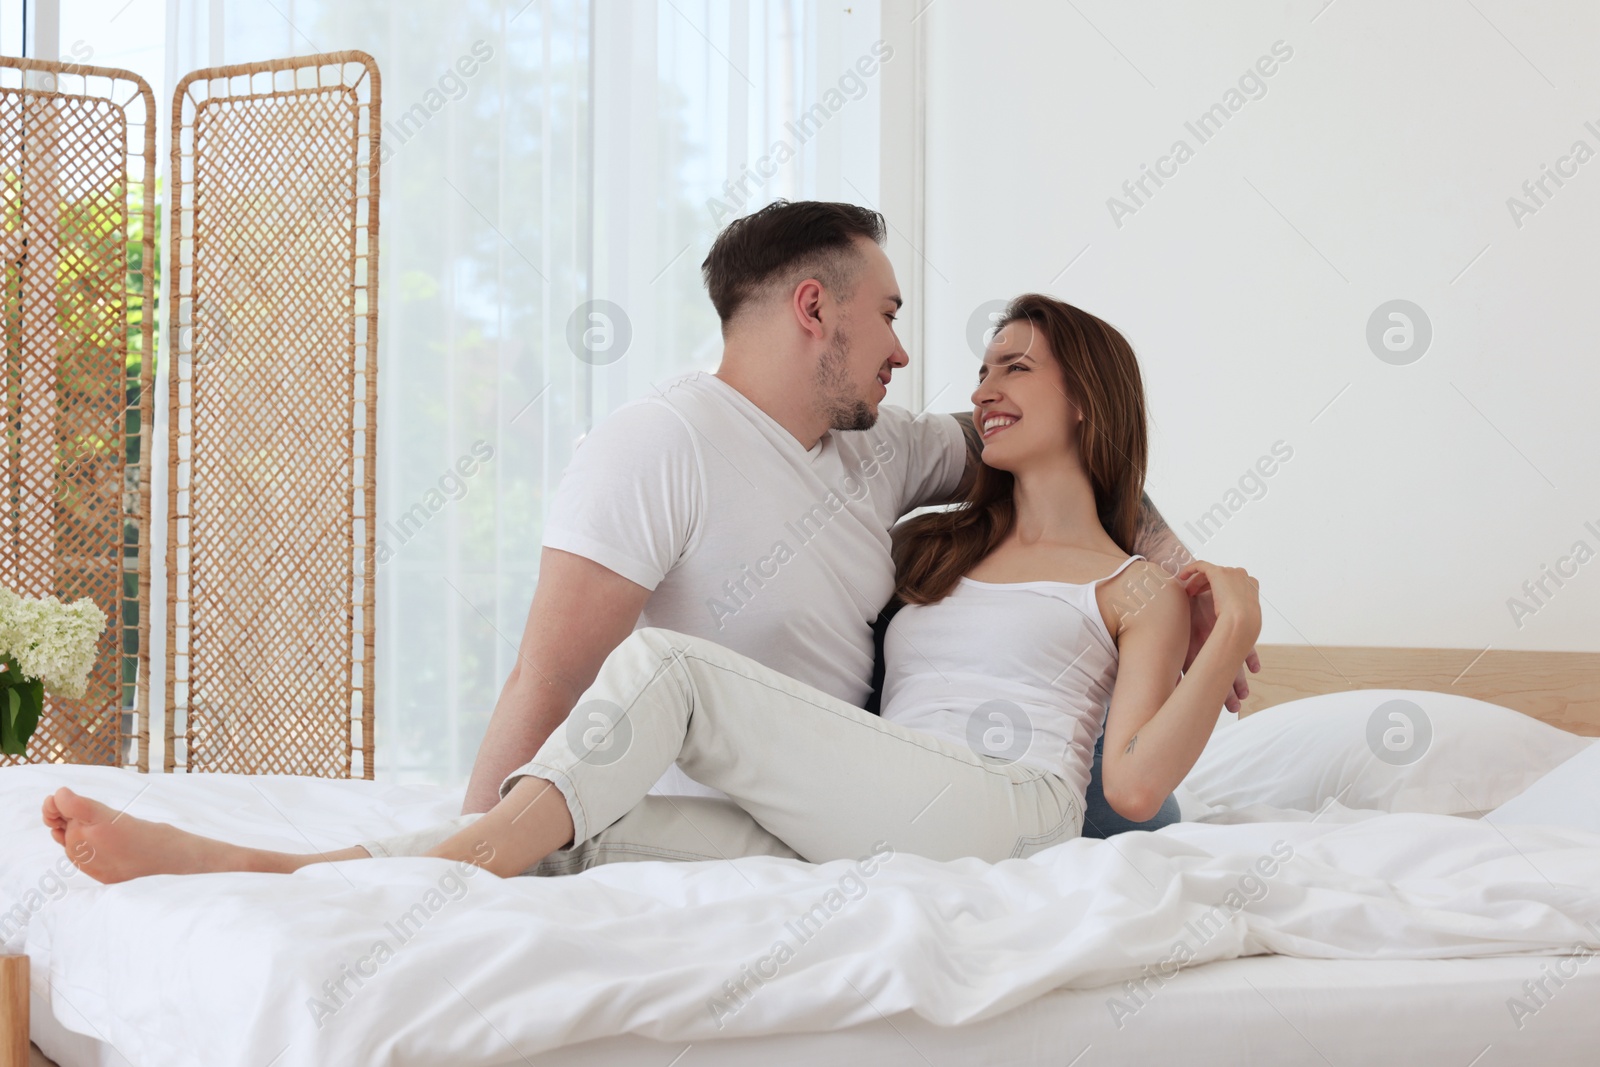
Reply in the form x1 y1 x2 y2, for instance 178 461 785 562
362 628 1085 875
1081 733 1182 838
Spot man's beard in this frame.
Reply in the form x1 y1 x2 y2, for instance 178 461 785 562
813 329 877 432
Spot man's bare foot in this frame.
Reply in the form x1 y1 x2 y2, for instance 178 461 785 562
40 787 296 884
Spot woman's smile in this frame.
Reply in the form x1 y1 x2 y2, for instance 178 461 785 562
981 412 1020 440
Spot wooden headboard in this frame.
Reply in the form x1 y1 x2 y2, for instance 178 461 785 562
1238 645 1600 737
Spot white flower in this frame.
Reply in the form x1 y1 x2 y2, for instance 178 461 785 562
0 586 109 700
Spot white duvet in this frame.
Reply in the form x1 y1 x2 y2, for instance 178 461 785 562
2 765 1598 1067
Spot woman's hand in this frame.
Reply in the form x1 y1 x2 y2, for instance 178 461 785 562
1182 584 1261 712
1177 562 1261 664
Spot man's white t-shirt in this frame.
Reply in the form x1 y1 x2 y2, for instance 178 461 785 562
542 370 967 797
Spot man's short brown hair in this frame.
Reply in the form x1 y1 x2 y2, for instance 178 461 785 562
700 199 886 327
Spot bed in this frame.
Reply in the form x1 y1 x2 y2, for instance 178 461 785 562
5 644 1598 1066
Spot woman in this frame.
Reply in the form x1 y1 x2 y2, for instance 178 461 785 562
43 295 1259 882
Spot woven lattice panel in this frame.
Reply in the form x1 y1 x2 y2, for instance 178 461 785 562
0 59 156 770
168 53 379 777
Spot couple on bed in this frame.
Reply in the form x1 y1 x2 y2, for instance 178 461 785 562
44 199 1261 882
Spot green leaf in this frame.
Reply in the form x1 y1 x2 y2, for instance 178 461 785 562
1 688 19 757
15 683 41 753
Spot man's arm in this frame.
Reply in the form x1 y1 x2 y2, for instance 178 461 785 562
1134 493 1261 712
1133 492 1194 574
943 412 983 503
460 547 652 813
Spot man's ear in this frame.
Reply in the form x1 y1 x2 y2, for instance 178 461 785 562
791 278 827 342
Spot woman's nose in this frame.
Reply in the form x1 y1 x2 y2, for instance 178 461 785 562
971 374 1000 406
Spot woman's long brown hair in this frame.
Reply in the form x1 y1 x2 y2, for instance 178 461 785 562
893 294 1149 605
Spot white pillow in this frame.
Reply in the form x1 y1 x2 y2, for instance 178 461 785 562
1486 742 1600 835
1180 689 1594 816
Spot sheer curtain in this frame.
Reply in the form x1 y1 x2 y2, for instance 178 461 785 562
137 0 887 784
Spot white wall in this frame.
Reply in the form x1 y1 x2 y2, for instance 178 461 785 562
914 0 1600 652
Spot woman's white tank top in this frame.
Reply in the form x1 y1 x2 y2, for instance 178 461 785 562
879 555 1144 799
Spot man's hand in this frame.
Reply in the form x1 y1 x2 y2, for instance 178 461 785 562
1184 584 1261 713
1133 493 1260 713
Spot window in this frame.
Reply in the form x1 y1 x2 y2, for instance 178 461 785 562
26 0 888 784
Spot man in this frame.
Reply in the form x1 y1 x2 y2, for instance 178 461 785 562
462 200 1258 839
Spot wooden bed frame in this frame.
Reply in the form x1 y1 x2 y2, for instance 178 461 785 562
1239 644 1600 736
7 643 1596 1064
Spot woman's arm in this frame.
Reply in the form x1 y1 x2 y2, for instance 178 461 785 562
1098 560 1262 822
1133 494 1261 713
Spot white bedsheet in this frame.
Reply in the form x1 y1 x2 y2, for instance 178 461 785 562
3 765 1598 1067
35 953 1600 1067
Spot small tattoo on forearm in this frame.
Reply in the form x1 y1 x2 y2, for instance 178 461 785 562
1124 735 1139 755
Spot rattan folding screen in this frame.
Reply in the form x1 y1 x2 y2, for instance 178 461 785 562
167 53 380 777
0 58 156 771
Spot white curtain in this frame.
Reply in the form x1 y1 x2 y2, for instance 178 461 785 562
65 0 889 783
